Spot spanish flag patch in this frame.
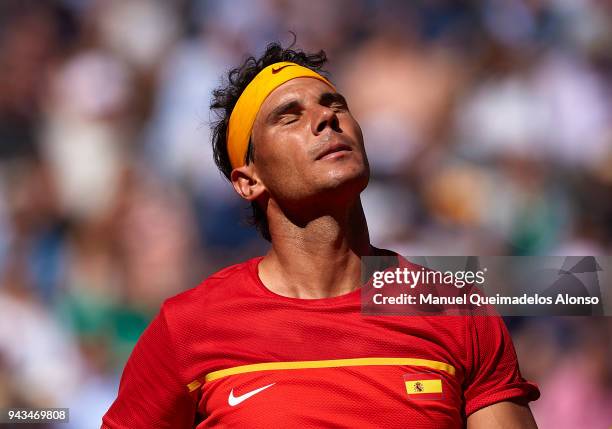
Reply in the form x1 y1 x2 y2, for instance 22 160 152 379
403 373 444 400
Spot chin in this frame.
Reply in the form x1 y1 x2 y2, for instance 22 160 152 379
321 164 370 194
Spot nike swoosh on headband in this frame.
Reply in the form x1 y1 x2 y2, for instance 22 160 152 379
271 64 294 73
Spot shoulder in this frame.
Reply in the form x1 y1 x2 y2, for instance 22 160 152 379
159 257 261 320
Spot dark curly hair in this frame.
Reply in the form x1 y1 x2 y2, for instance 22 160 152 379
210 41 330 241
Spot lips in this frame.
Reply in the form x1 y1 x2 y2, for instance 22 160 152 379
315 141 352 160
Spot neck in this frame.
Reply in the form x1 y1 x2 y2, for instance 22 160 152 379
258 197 372 299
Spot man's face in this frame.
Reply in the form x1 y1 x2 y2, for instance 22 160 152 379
249 77 370 207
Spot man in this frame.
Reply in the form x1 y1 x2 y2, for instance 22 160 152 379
102 42 539 428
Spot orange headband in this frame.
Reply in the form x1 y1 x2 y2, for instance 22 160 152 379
227 61 335 169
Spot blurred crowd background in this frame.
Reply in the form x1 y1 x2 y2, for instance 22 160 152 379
0 0 611 427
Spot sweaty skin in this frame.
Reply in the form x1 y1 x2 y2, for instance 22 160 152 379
468 401 538 428
231 77 371 300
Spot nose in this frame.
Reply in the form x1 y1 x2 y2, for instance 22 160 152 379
312 105 340 135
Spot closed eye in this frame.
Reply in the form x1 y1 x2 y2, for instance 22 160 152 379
280 114 300 125
268 100 303 126
330 101 347 112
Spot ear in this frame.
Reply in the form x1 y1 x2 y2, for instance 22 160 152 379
230 164 266 202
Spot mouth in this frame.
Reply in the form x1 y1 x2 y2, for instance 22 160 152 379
315 142 352 160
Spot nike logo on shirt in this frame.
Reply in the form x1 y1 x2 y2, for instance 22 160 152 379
228 383 276 406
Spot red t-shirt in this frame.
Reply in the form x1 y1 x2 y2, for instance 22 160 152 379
102 256 539 428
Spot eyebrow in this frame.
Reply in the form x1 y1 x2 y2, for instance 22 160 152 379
319 92 348 107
